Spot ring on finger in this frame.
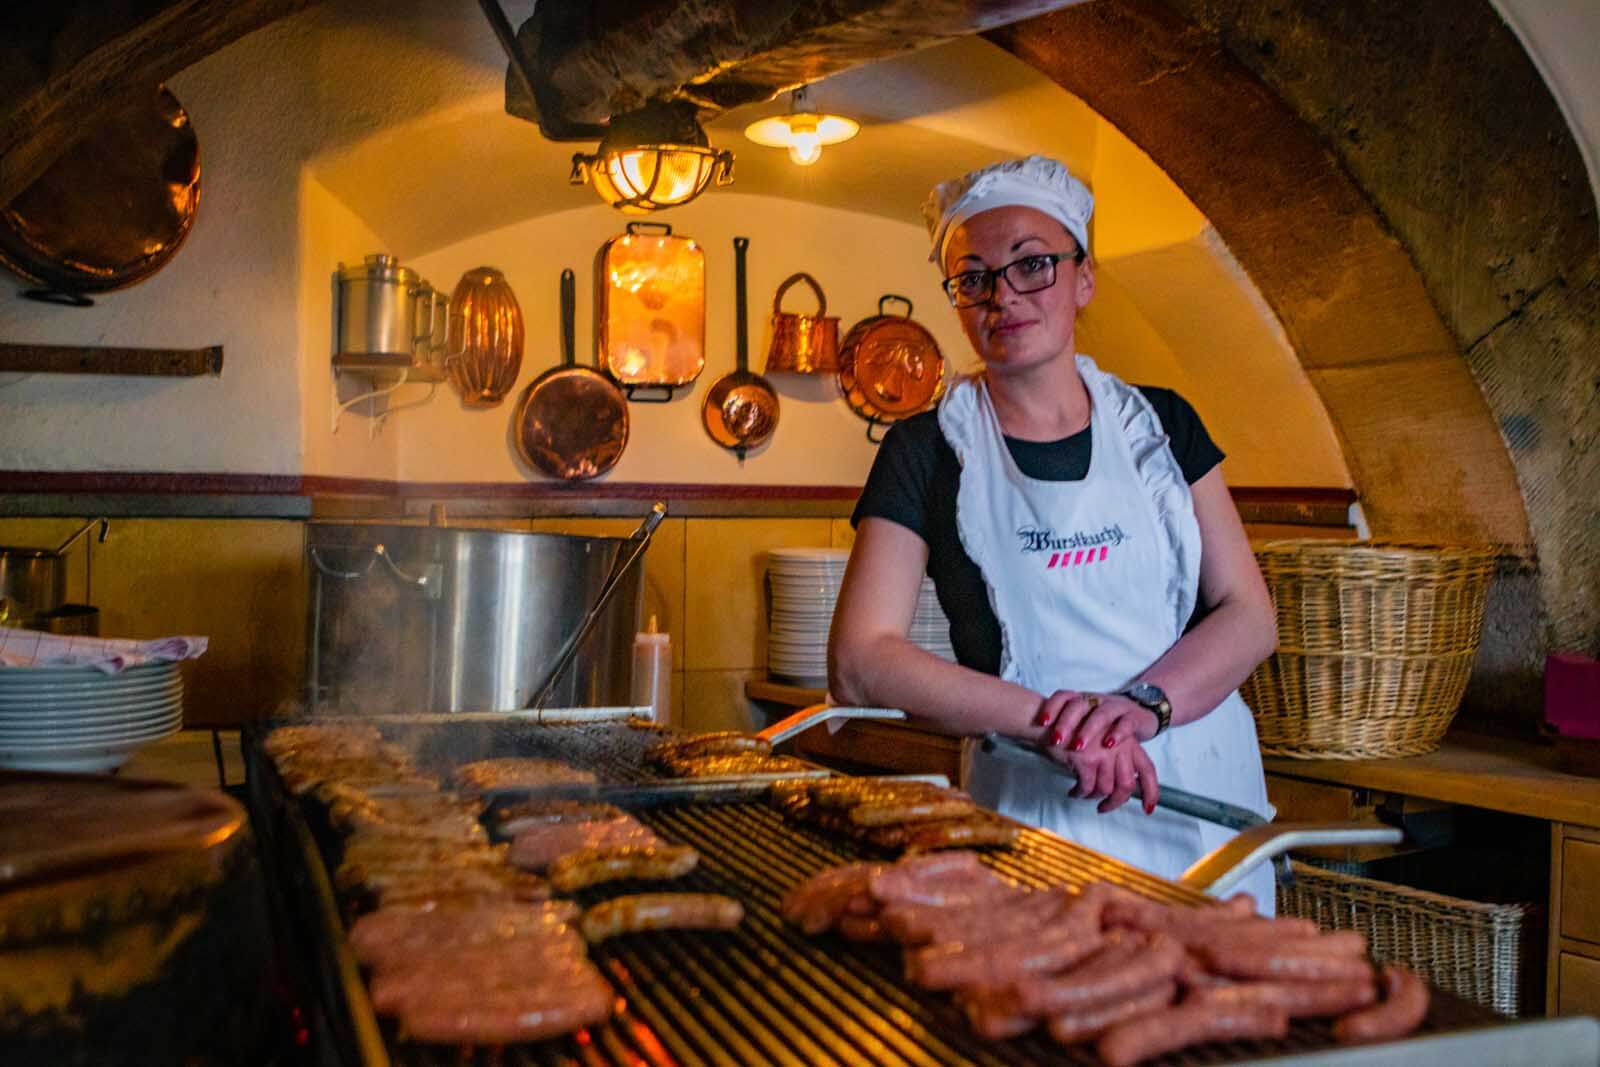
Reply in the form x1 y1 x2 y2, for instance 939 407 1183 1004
1086 695 1100 710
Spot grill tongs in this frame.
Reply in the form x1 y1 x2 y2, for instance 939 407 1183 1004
974 729 1403 897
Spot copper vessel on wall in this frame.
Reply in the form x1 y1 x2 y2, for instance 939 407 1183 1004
0 86 200 306
445 267 524 407
597 221 706 400
763 272 839 374
837 294 945 442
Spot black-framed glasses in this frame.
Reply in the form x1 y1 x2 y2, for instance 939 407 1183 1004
940 249 1086 308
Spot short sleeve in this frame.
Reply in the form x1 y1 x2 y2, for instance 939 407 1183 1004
850 412 943 541
1136 386 1225 485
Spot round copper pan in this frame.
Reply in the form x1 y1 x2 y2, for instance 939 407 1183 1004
0 86 200 305
837 295 945 441
702 237 779 459
514 269 629 481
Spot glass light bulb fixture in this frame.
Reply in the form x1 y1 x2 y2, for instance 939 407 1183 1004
572 101 734 213
745 88 859 168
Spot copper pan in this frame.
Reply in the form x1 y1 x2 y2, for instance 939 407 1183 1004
0 86 200 306
702 237 779 460
837 294 945 443
764 271 839 374
512 269 629 480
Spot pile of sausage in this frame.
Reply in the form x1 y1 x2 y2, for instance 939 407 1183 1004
782 852 1430 1065
645 730 816 778
771 778 1020 853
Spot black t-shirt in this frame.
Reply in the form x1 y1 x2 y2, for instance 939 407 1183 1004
851 386 1224 675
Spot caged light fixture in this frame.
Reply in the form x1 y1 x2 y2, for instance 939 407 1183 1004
571 101 735 214
743 87 859 167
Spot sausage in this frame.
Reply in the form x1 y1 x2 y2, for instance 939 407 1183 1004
547 844 699 893
1011 932 1184 1016
1044 978 1177 1045
883 887 1069 946
961 995 1038 1040
1333 964 1430 1044
579 893 745 943
349 902 580 968
846 796 978 827
368 948 595 1014
908 923 1105 991
836 914 890 942
1097 1001 1289 1066
1204 942 1376 983
780 863 885 934
650 731 772 760
1191 977 1378 1019
879 815 1021 853
868 852 1004 905
399 971 614 1044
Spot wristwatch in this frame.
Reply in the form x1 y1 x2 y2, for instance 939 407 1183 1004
1120 683 1172 738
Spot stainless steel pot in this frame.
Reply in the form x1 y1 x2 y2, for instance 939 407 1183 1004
332 254 446 377
304 522 644 714
0 518 107 629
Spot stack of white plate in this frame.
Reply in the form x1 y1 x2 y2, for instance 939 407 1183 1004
767 548 849 686
0 662 184 773
767 548 956 685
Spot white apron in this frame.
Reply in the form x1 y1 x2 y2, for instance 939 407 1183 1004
938 355 1275 913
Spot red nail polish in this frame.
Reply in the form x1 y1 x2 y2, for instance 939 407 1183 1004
1034 710 1050 726
1104 736 1117 748
1071 738 1085 752
1050 731 1065 746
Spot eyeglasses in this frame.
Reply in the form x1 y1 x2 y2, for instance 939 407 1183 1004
940 249 1086 308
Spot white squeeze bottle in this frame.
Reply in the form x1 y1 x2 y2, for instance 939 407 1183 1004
631 614 672 724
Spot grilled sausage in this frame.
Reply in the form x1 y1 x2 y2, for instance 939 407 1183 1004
961 995 1038 1040
349 902 579 968
1097 1001 1289 1066
1191 977 1378 1019
579 893 745 943
836 914 889 942
908 922 1104 991
398 971 614 1044
369 949 595 1015
1333 964 1430 1044
547 844 699 893
1011 932 1184 1016
868 852 1005 905
870 814 1021 852
882 886 1068 946
780 863 885 934
846 796 978 826
1204 942 1376 983
1044 978 1178 1045
649 731 772 762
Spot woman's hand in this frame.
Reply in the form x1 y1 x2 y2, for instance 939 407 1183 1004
1032 691 1160 814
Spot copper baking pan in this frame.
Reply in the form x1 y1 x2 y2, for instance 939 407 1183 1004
597 221 706 402
0 86 200 306
837 295 945 442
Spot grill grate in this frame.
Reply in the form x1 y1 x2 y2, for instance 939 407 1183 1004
245 723 1499 1067
373 719 671 785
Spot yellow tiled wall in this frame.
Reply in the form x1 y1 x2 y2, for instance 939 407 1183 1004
0 512 843 732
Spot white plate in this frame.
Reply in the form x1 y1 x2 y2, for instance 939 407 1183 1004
0 692 182 721
0 713 183 745
0 736 170 774
0 662 178 683
0 676 180 702
0 682 183 712
0 706 183 736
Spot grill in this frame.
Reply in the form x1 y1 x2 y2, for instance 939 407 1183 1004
244 718 1502 1067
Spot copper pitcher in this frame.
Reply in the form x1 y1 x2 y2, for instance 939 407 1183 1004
763 272 840 374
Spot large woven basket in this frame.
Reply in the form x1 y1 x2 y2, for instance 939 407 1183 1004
1278 860 1535 1016
1242 540 1497 759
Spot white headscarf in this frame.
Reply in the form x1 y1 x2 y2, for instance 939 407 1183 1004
923 155 1094 267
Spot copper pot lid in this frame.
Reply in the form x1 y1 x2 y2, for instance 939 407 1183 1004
0 86 200 306
837 295 945 429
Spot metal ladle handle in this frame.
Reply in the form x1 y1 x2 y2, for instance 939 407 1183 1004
528 502 667 708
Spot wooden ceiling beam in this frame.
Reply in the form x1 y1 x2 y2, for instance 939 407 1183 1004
0 0 315 206
503 0 1079 138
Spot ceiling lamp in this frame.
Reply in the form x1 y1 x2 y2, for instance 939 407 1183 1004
744 87 860 167
571 101 734 214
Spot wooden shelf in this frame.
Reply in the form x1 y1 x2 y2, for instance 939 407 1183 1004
745 679 826 707
1263 732 1600 827
0 342 222 377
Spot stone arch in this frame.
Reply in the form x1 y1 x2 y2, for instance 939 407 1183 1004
991 0 1600 720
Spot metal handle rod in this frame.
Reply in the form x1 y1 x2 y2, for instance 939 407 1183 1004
528 502 667 708
758 704 908 745
979 731 1268 831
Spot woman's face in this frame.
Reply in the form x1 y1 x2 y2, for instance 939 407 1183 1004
941 205 1094 376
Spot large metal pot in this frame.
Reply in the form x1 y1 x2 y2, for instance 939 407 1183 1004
0 518 107 629
304 523 643 715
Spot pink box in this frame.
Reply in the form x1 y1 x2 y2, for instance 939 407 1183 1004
1546 651 1600 740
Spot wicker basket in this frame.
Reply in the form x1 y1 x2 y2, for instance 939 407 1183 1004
1242 540 1497 759
1278 860 1536 1017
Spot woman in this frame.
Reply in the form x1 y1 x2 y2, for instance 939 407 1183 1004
828 155 1280 911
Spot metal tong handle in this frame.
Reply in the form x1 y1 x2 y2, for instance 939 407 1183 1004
978 732 1403 895
758 703 908 745
528 502 667 708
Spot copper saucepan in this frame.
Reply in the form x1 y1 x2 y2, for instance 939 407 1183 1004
837 294 945 443
512 269 629 480
702 236 779 460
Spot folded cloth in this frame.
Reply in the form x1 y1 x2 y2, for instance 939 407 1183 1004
0 630 208 673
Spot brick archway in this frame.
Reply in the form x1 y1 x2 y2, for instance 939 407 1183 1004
992 0 1600 720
